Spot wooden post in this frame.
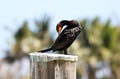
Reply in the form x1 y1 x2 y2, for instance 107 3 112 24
30 52 78 79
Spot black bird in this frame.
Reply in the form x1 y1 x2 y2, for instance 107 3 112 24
39 20 82 54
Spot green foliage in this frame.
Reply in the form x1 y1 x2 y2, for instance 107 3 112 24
102 20 112 48
101 20 118 51
91 17 101 27
80 19 90 47
15 21 32 41
13 16 53 55
34 16 50 39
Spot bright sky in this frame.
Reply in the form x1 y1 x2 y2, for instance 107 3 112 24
0 0 120 51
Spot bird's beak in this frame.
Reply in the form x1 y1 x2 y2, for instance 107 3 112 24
56 24 63 34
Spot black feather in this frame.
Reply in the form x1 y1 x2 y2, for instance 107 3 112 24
38 48 52 53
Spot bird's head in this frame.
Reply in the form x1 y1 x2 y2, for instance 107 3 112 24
56 20 80 34
56 20 69 34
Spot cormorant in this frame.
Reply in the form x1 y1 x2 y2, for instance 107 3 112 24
39 20 82 54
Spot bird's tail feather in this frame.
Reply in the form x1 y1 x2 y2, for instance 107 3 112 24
38 48 52 53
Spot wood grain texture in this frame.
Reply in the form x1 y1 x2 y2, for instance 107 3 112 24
30 53 78 79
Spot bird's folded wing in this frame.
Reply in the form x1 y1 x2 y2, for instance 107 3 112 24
52 27 80 50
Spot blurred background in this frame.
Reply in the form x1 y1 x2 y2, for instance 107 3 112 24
0 0 120 79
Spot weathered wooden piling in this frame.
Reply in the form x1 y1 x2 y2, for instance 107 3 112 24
30 52 78 79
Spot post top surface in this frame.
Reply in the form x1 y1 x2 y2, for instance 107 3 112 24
30 52 78 62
